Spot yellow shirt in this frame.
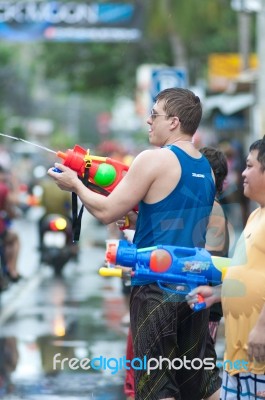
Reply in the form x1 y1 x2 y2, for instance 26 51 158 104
222 207 265 375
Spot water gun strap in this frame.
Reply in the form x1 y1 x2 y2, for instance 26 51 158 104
71 168 110 242
72 167 90 242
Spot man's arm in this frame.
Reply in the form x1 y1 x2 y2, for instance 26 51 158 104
248 303 265 363
48 150 157 224
205 201 227 254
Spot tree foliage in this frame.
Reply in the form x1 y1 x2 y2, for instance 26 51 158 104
0 0 257 130
0 43 34 132
35 0 246 96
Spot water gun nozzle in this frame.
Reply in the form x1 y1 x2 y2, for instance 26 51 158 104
56 151 67 160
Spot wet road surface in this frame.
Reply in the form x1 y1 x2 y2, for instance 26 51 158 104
0 213 129 399
0 211 226 400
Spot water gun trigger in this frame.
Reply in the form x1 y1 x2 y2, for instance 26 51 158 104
52 167 62 173
157 283 206 312
157 281 189 295
193 294 206 311
118 215 130 231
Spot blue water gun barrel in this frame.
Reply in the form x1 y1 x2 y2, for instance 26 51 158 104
106 240 223 285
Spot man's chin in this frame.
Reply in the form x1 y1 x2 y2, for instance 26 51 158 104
149 137 154 144
243 188 250 199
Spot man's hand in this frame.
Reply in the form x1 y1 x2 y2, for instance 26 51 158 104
186 285 221 310
48 163 80 192
116 210 138 230
248 307 265 363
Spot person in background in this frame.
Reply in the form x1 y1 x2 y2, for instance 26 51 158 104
187 136 265 399
97 141 134 326
115 211 138 400
48 88 221 400
0 166 21 283
0 336 19 393
219 139 249 233
200 146 229 344
39 177 72 218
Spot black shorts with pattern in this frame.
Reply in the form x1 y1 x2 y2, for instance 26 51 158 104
130 283 221 400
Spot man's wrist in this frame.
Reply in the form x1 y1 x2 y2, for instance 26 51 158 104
213 285 222 302
255 305 265 329
73 179 84 196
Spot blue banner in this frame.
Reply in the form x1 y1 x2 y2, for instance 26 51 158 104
0 1 142 42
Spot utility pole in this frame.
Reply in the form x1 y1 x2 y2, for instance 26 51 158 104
238 10 251 70
256 0 265 137
231 0 265 141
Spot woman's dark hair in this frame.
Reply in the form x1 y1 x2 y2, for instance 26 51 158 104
200 146 228 195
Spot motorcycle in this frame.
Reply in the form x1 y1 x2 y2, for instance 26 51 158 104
39 213 78 276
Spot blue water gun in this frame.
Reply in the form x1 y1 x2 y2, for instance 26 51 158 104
99 240 231 311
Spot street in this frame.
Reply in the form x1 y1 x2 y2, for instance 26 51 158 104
0 210 128 399
0 209 226 400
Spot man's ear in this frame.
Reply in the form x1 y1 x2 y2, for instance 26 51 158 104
170 116 180 130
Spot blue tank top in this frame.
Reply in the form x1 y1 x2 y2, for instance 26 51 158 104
133 145 215 249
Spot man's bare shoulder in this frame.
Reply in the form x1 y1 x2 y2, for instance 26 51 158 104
129 148 181 195
132 147 174 166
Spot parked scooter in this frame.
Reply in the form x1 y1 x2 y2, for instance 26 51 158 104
39 213 78 276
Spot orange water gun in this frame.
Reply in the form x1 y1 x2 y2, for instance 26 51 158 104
56 144 129 195
55 145 135 231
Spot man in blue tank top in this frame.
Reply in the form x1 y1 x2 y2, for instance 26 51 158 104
48 88 221 400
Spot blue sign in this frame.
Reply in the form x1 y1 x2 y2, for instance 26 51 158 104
0 1 143 42
151 68 188 101
214 113 246 131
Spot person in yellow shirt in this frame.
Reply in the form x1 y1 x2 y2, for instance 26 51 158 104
187 136 265 399
39 177 71 217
